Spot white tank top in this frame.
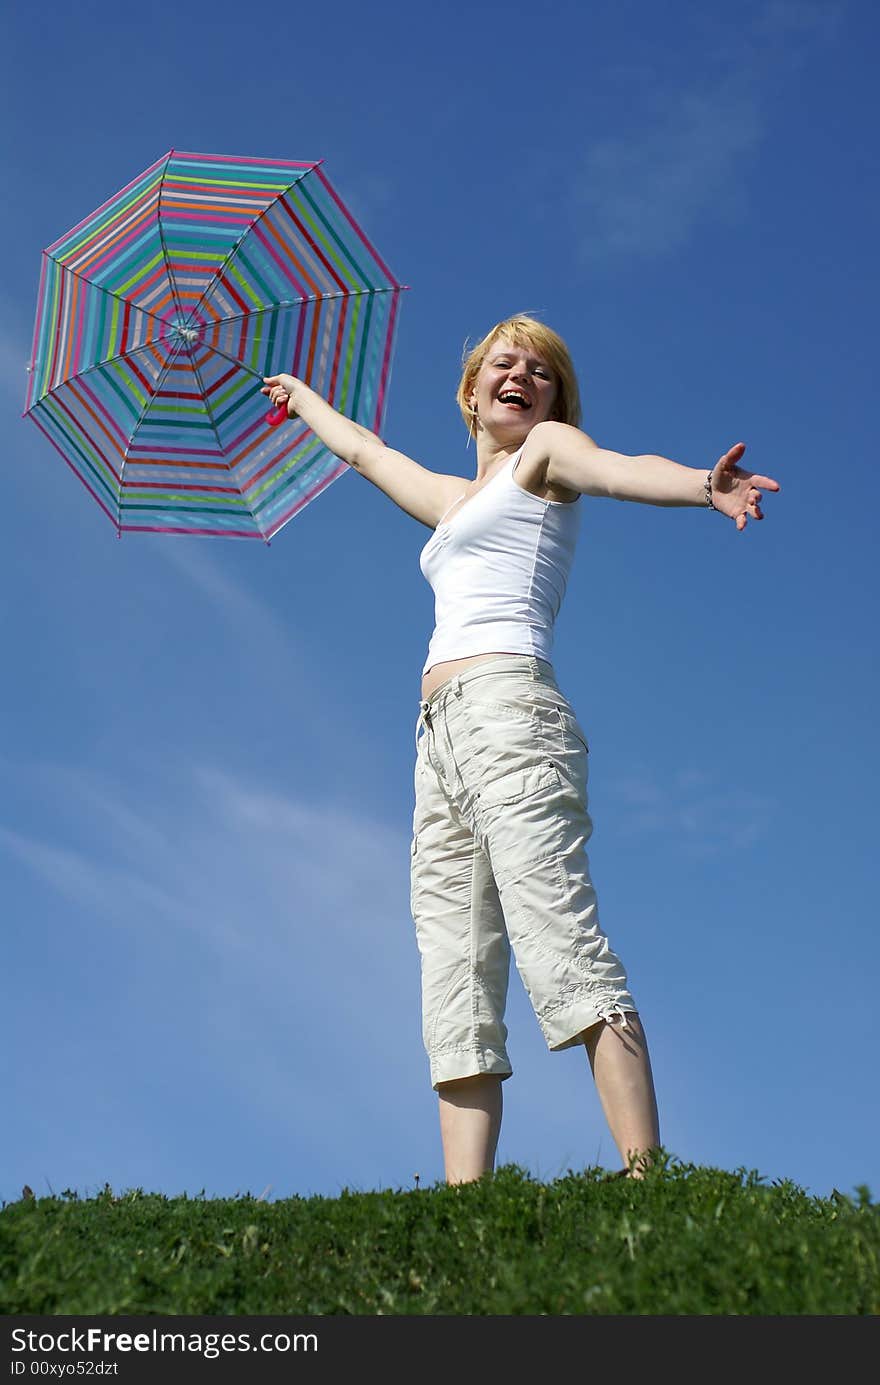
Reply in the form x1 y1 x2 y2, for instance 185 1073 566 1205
419 447 581 674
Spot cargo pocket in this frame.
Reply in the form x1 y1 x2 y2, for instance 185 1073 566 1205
409 833 421 916
478 758 559 808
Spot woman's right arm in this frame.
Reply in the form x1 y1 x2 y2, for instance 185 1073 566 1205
262 373 459 530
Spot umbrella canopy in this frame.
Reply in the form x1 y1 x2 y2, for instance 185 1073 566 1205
23 150 405 540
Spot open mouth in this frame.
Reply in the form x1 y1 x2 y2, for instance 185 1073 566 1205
497 390 531 410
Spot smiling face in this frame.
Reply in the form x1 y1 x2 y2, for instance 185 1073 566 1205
456 314 582 441
469 337 559 442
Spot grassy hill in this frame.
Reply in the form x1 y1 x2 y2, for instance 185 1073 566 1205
2 1156 877 1315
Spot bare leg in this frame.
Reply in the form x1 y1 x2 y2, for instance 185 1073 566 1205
437 1074 503 1184
583 1011 660 1176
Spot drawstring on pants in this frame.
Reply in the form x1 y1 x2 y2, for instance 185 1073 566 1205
415 677 466 800
599 1004 631 1031
416 699 432 753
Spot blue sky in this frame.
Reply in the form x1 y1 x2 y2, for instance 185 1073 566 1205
2 0 877 1208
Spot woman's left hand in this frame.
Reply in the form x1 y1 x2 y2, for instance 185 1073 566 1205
710 443 780 531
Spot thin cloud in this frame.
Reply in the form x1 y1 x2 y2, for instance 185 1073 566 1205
574 80 762 261
1 760 412 965
755 0 844 47
572 1 842 261
0 761 423 1195
157 542 293 649
0 824 190 927
608 764 773 854
22 765 175 864
0 325 32 407
191 765 412 950
153 540 346 740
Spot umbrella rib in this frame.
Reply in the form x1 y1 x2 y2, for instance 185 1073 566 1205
191 162 405 330
187 336 336 408
189 162 321 326
187 337 266 381
181 345 263 534
116 338 191 522
29 254 173 345
27 338 178 398
26 285 406 429
155 151 189 327
35 148 193 342
197 285 404 332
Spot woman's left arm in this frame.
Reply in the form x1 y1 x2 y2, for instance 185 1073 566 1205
536 421 780 532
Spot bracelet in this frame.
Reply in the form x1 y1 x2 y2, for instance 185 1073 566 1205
704 471 716 510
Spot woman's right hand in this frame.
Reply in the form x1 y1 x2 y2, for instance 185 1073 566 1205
262 373 302 418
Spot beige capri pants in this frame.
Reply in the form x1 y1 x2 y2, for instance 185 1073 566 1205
410 654 636 1089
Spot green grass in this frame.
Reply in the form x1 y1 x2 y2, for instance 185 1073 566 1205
2 1155 877 1315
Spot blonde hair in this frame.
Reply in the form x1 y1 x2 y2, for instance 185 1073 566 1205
456 313 582 437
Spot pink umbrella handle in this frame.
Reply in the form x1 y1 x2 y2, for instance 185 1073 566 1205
266 403 289 427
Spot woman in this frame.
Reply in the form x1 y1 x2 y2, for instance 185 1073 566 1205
262 314 779 1186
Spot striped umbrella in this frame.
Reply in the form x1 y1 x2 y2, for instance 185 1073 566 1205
23 150 405 541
